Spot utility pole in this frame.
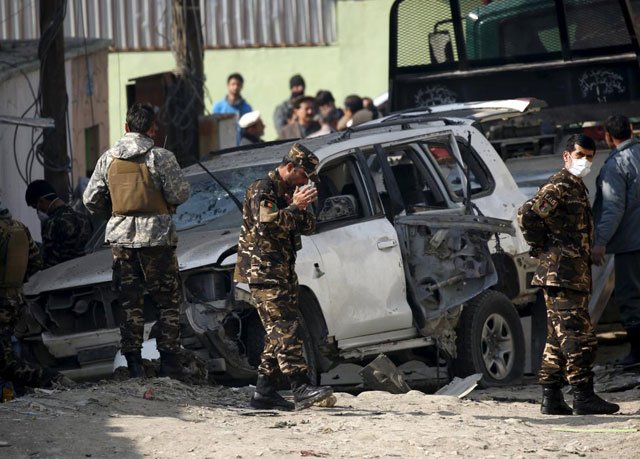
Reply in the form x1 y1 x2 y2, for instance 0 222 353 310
169 0 204 166
38 0 70 200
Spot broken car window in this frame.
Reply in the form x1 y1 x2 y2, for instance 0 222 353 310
365 145 447 215
174 164 276 231
420 139 493 200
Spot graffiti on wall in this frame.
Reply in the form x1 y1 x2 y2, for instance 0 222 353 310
414 85 457 107
578 69 625 103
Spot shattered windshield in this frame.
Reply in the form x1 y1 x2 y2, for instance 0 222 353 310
174 163 276 231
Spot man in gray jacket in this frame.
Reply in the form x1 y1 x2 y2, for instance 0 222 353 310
83 103 191 378
592 115 640 365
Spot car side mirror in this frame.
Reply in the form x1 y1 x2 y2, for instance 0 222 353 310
318 195 359 223
429 31 454 64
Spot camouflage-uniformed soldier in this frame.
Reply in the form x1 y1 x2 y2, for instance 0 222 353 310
0 193 72 388
83 103 191 379
235 143 333 411
25 180 92 268
518 134 618 415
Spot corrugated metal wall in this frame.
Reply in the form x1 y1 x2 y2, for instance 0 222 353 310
0 0 337 50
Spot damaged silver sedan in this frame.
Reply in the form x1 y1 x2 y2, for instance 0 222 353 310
22 116 530 387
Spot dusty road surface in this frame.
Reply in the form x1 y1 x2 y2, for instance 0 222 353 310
0 372 639 459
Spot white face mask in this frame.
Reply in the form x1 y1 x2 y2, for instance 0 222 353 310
37 209 49 222
568 157 592 178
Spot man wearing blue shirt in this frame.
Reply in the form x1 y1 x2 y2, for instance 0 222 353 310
212 73 252 145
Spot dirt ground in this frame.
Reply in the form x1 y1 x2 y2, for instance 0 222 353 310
1 342 639 458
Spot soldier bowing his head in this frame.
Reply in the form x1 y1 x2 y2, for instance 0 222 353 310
234 142 333 411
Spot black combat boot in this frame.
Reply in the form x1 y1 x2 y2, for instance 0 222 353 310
289 374 333 411
250 374 295 411
540 385 572 415
124 351 145 378
616 328 640 367
159 351 184 380
572 381 619 415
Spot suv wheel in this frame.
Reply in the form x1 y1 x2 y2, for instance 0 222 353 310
454 290 525 387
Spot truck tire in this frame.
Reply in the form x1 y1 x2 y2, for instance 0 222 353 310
454 290 525 387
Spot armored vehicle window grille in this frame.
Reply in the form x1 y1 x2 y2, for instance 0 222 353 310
565 1 639 50
391 0 640 72
395 0 457 68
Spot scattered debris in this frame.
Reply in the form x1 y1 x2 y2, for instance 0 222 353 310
297 450 329 457
239 411 279 417
359 354 411 394
142 388 154 400
314 394 337 407
271 420 297 429
594 365 640 393
0 441 10 447
435 374 482 398
551 427 638 434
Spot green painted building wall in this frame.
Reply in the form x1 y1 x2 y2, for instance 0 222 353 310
108 0 395 144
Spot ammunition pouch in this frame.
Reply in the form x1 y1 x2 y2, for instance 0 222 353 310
0 220 29 288
107 151 171 217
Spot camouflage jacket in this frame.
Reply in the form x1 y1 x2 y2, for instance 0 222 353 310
83 133 191 248
234 169 315 285
518 168 593 292
0 213 42 288
41 205 92 268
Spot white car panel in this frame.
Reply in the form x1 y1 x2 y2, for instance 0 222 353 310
309 217 413 341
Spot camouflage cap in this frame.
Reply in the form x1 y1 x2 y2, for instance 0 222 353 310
287 143 320 182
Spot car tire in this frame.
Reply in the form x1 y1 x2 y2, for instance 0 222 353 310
454 290 525 387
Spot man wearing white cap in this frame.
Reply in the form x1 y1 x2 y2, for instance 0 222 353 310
239 111 265 146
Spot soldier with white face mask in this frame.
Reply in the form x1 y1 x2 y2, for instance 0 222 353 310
518 134 618 416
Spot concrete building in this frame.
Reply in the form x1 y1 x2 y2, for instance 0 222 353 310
0 38 110 240
1 0 395 142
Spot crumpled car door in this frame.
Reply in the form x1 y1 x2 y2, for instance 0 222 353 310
394 210 514 331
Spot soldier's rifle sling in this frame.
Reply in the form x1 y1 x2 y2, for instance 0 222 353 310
196 161 244 212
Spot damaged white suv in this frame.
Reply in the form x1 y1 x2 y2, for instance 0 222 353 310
22 100 541 387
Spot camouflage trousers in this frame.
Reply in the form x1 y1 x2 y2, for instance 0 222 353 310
0 291 57 387
250 275 308 378
112 246 182 355
539 287 596 387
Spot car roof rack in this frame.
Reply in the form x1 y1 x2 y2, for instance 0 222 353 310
330 116 465 143
205 138 294 157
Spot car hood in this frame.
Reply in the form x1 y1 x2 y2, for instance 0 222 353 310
24 228 240 295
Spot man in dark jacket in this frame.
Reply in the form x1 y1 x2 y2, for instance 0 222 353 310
234 143 333 411
25 180 92 268
592 115 640 365
273 74 305 133
518 134 618 415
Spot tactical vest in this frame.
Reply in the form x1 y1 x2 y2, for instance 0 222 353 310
0 219 29 288
107 151 170 217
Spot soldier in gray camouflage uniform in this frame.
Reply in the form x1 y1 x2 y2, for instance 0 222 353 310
518 134 618 415
235 143 333 411
25 180 93 268
83 103 191 379
0 192 73 388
